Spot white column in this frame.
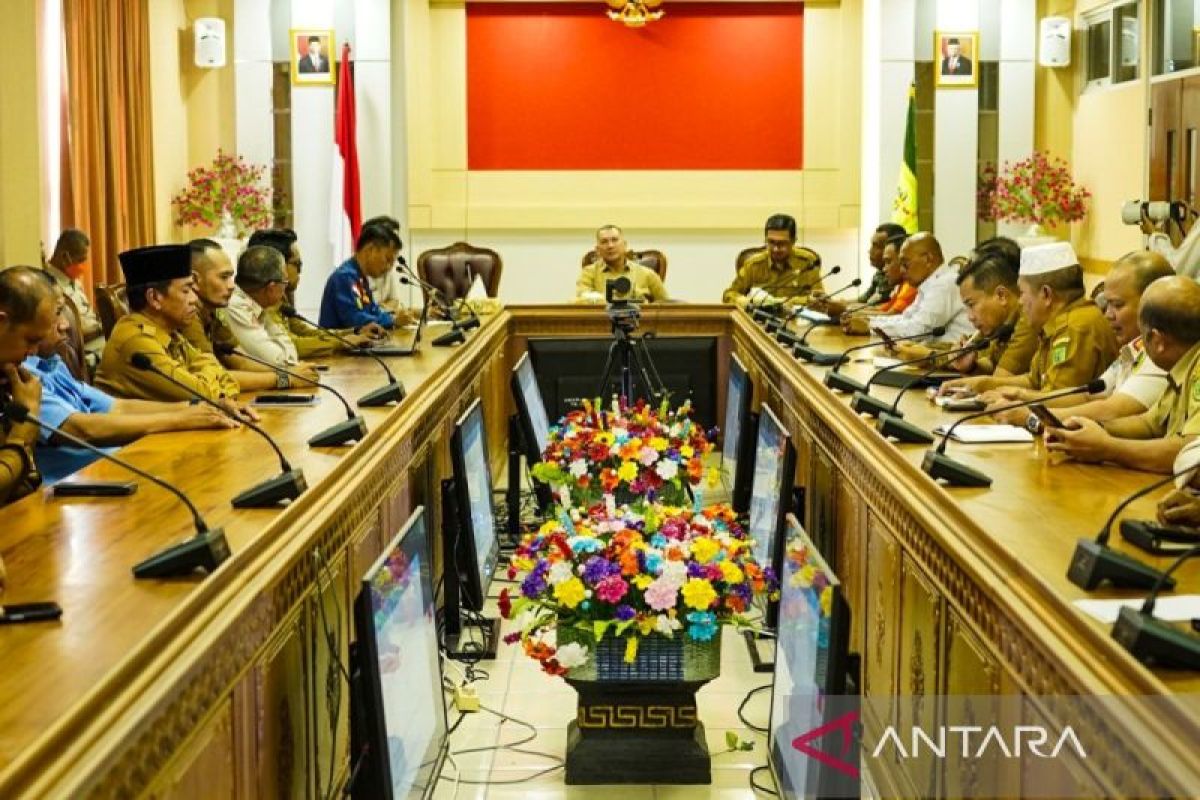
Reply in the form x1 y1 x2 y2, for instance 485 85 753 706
354 0 392 223
235 0 275 176
997 0 1036 240
933 0 979 258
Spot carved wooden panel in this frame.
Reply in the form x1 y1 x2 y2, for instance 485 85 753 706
148 697 236 799
1021 698 1105 800
834 470 865 657
309 548 350 800
862 514 900 734
254 613 309 799
896 556 942 799
941 609 1020 800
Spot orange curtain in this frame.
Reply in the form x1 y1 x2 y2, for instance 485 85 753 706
62 0 155 291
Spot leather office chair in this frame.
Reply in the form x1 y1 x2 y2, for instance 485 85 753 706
95 283 129 339
580 249 669 280
55 294 89 382
417 242 503 304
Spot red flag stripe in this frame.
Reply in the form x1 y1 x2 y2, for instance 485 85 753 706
335 43 362 242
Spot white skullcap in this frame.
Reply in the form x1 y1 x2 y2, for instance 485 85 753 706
1019 241 1079 276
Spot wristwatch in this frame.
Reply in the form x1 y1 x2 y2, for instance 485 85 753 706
1024 412 1044 436
275 370 290 389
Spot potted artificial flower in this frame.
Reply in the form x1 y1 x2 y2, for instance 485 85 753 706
171 150 274 239
977 151 1090 244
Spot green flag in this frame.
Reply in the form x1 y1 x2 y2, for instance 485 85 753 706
891 83 918 233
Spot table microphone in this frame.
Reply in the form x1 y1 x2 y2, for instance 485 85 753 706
824 326 947 394
775 279 862 345
398 274 469 346
1111 544 1200 668
921 379 1105 488
2 401 230 579
1066 467 1193 590
279 307 406 406
756 266 841 331
129 353 307 507
211 344 368 447
854 321 1016 420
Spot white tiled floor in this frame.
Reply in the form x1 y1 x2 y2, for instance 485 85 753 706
432 592 780 799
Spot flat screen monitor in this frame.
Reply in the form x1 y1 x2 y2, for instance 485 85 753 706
767 513 854 800
512 352 551 458
748 403 796 588
450 398 501 610
723 352 754 512
352 506 448 800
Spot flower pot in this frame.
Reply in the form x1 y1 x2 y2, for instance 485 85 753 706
558 629 721 784
216 210 237 239
1014 222 1056 248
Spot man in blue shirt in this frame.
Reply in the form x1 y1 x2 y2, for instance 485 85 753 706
25 285 235 484
318 222 401 330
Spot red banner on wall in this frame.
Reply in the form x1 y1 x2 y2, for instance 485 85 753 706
466 3 804 170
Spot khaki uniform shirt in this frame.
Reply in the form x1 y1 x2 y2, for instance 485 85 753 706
43 265 105 361
1134 341 1200 438
225 287 299 367
723 248 823 307
95 312 240 402
1026 297 1118 392
973 308 1038 376
180 303 238 357
575 260 668 303
269 309 346 358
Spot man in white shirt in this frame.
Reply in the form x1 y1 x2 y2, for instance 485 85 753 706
859 232 972 343
225 245 314 372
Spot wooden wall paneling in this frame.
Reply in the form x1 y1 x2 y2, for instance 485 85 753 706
308 544 352 800
1150 79 1182 201
147 696 237 799
940 609 1020 800
1020 697 1105 800
834 472 865 661
895 556 942 799
252 613 309 800
861 514 900 738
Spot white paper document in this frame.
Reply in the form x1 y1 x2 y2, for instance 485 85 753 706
1074 595 1200 624
931 423 1034 444
797 308 832 324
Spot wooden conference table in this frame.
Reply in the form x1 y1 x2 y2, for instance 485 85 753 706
0 305 1195 798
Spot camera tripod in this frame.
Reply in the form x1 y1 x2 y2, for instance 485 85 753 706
596 323 669 406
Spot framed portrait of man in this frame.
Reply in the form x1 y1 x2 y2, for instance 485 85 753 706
934 31 978 88
290 29 335 85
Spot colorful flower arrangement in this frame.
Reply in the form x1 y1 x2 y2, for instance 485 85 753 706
530 397 717 509
499 502 778 677
170 150 274 235
977 151 1091 226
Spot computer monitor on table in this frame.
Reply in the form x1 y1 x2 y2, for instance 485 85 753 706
510 352 554 512
349 506 448 800
442 397 501 659
721 353 755 513
767 513 856 800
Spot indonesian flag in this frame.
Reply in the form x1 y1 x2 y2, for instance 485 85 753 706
330 42 362 261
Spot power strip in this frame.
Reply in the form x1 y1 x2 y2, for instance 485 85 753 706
453 682 480 713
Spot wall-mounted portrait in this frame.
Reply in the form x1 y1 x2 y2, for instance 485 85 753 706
935 31 978 88
291 29 335 85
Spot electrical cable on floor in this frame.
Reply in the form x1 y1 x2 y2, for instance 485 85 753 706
738 683 773 734
439 701 565 786
442 753 461 800
749 765 778 795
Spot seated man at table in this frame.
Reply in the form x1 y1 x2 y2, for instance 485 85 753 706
837 234 914 330
247 229 380 358
24 281 234 484
185 239 312 391
723 214 821 309
94 245 256 421
42 228 105 369
845 232 971 343
1046 276 1200 472
811 223 907 320
225 245 305 369
360 215 417 322
576 224 668 304
319 222 401 330
0 266 56 512
942 242 1118 405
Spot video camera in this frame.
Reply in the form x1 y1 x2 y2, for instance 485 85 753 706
605 276 641 335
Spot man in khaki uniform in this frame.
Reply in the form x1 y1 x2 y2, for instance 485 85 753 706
185 239 315 390
1048 276 1200 473
723 213 822 309
575 225 668 304
247 229 378 358
95 245 256 421
43 229 105 369
943 242 1117 418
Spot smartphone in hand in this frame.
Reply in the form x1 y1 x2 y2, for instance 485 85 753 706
1029 403 1064 430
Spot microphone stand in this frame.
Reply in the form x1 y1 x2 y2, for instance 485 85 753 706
823 326 947 395
213 345 368 447
281 308 406 407
1112 545 1200 668
775 279 862 345
129 354 307 507
2 401 231 578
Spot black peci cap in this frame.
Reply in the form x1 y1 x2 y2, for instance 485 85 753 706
118 244 192 286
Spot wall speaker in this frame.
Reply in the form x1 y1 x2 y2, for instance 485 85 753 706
1039 17 1071 68
194 17 226 69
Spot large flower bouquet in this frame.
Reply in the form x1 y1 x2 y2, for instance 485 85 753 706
530 397 716 508
499 502 778 678
171 150 274 235
976 151 1091 226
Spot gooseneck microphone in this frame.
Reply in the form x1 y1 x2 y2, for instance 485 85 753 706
921 379 1106 488
854 321 1017 421
1111 545 1200 668
754 266 842 328
129 353 307 507
775 279 863 344
1066 467 1193 591
212 344 368 447
279 307 406 406
3 401 230 578
823 326 947 394
398 273 471 346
